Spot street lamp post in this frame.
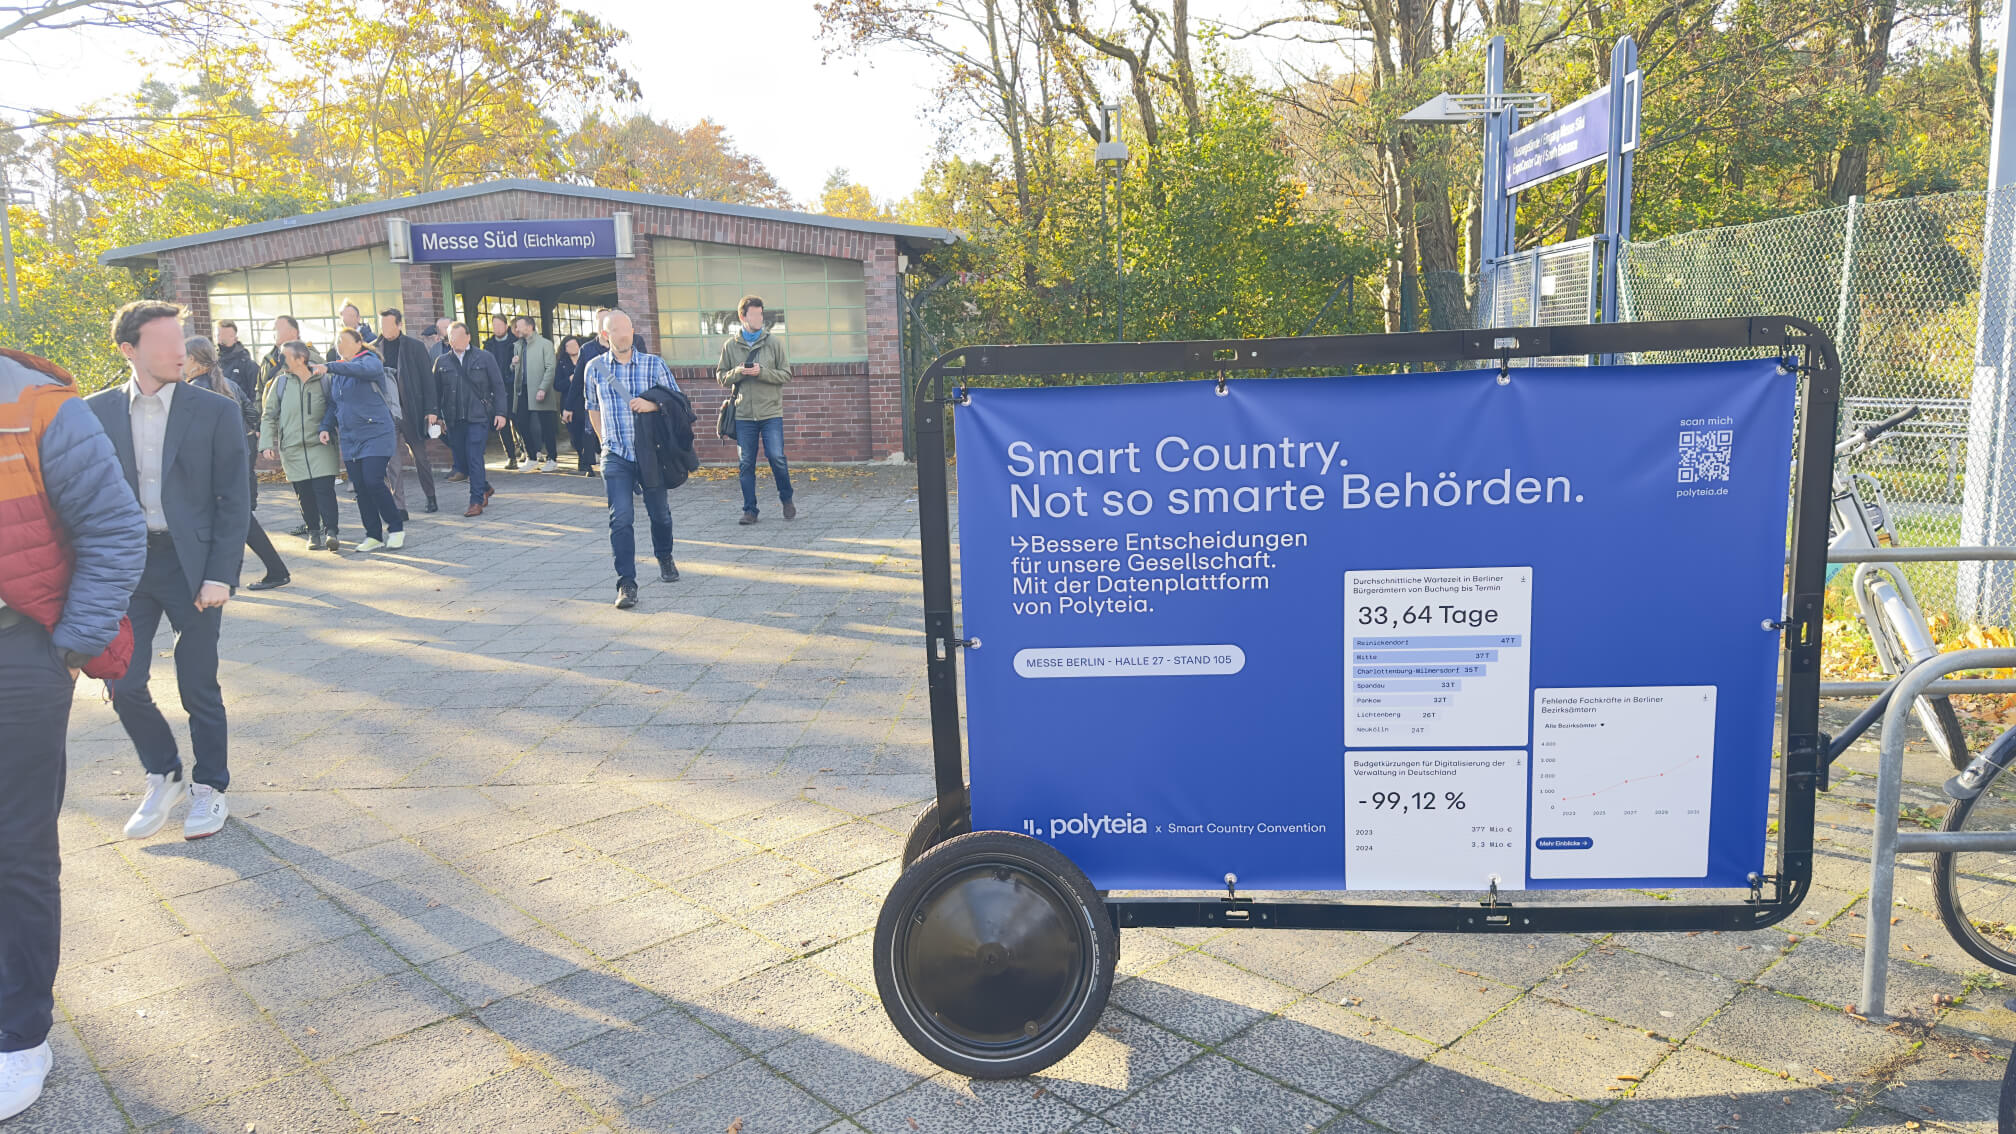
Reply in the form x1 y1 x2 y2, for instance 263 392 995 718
1095 102 1130 342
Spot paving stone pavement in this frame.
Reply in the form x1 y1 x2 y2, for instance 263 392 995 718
26 461 2014 1133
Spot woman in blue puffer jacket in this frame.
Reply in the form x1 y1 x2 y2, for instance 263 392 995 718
314 328 404 552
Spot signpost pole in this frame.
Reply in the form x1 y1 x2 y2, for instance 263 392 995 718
1480 37 1510 280
1599 36 1637 326
1959 0 2016 624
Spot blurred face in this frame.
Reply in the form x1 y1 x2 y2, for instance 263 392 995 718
285 346 312 375
449 324 471 352
380 314 400 339
217 324 238 347
120 316 186 386
740 304 764 333
273 318 298 345
565 339 580 359
435 318 451 336
607 311 634 356
514 318 534 338
341 304 361 327
491 317 508 337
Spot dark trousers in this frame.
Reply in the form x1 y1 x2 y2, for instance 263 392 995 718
602 452 671 583
497 414 521 462
113 539 229 792
456 422 491 506
399 414 436 504
345 456 402 540
735 416 794 516
245 513 286 578
292 474 339 535
568 417 599 472
514 407 558 461
0 620 73 1053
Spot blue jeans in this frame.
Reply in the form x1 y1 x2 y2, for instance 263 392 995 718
602 452 672 583
345 455 401 539
736 416 793 516
457 422 490 505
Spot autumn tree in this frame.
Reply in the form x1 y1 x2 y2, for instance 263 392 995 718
819 169 894 220
284 0 638 196
562 114 791 206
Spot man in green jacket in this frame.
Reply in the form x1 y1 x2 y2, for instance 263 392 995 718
715 296 795 524
510 316 560 472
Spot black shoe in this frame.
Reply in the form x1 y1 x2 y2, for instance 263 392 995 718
586 469 599 478
322 530 341 552
505 459 519 471
245 574 290 591
659 559 679 582
446 472 469 483
307 529 325 551
782 500 797 520
290 524 311 538
614 580 638 609
739 511 758 525
424 499 439 514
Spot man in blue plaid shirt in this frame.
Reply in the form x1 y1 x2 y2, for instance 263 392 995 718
584 310 680 610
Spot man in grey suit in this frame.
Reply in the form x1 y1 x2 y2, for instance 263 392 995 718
84 301 251 841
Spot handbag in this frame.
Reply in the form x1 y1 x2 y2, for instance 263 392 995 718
716 390 737 440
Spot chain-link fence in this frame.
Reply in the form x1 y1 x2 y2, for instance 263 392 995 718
1615 188 2001 622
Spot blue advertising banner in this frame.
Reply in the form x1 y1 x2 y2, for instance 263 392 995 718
1506 77 1637 194
408 218 618 262
955 360 1796 892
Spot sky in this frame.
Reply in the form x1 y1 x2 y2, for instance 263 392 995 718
1 0 1325 205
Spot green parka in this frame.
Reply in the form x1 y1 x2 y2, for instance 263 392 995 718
715 330 791 422
258 370 341 482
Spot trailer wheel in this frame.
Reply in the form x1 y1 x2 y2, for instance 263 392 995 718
874 831 1116 1079
901 798 971 869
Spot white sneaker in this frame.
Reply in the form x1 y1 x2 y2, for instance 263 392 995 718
0 1042 52 1122
541 460 558 473
184 784 228 840
386 531 406 550
123 772 187 838
355 537 386 552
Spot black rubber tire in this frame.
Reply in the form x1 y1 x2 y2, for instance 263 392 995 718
901 798 970 870
1935 736 2016 973
2001 1041 2016 1133
874 830 1117 1079
1920 694 1973 773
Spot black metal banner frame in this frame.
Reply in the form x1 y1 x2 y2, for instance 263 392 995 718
911 318 1838 934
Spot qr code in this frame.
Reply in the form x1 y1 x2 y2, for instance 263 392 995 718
1678 430 1733 483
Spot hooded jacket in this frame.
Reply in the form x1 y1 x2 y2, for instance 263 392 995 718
0 350 145 677
216 340 258 400
715 328 791 422
318 350 397 461
636 385 700 490
259 367 341 482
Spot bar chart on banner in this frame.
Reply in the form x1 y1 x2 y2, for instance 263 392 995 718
1344 567 1534 748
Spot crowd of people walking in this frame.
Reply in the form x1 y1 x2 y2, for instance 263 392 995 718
0 293 800 1123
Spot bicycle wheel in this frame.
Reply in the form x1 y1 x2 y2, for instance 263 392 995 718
1933 729 2016 973
1917 694 1973 772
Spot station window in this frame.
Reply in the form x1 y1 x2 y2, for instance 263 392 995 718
652 239 868 365
206 248 404 360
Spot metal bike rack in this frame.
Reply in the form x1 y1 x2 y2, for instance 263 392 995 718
1861 647 2016 1017
1818 547 2016 702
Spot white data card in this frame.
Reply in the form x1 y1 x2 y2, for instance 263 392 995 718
1344 567 1533 748
1529 685 1717 880
1345 750 1528 890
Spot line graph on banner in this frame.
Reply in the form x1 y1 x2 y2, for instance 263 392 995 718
1554 751 1709 803
1528 686 1718 880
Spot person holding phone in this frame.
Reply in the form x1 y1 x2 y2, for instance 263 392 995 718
716 295 795 525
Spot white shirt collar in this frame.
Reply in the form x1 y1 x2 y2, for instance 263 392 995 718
125 376 177 408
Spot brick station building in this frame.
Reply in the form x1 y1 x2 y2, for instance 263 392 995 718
100 180 958 462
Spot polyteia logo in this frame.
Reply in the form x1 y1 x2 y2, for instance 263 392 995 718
1023 813 1150 839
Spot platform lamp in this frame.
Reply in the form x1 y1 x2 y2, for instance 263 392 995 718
1094 102 1130 342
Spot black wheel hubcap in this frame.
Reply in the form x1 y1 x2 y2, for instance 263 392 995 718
899 860 1090 1050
